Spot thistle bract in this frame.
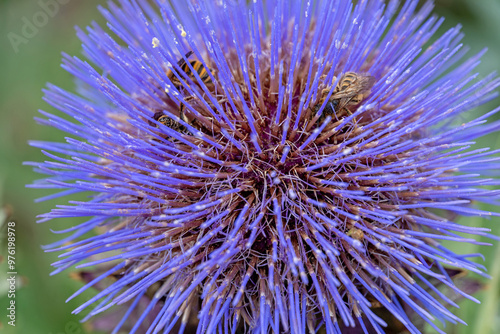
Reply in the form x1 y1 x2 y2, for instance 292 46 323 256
30 0 500 333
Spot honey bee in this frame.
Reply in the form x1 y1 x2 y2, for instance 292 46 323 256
167 50 214 90
150 111 190 135
151 51 212 133
161 51 214 130
314 72 375 121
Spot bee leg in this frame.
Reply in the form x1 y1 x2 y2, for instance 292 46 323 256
179 96 196 135
179 95 193 123
180 95 195 113
176 104 188 135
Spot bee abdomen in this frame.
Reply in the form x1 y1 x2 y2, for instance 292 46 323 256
192 61 212 83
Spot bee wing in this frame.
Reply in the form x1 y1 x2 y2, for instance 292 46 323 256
330 88 360 100
176 50 194 67
331 75 375 99
359 75 376 93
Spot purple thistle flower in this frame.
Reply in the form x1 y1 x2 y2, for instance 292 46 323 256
28 0 500 333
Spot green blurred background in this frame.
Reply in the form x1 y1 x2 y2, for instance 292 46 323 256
1 0 500 333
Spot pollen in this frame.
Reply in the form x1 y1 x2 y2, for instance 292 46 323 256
152 37 160 48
